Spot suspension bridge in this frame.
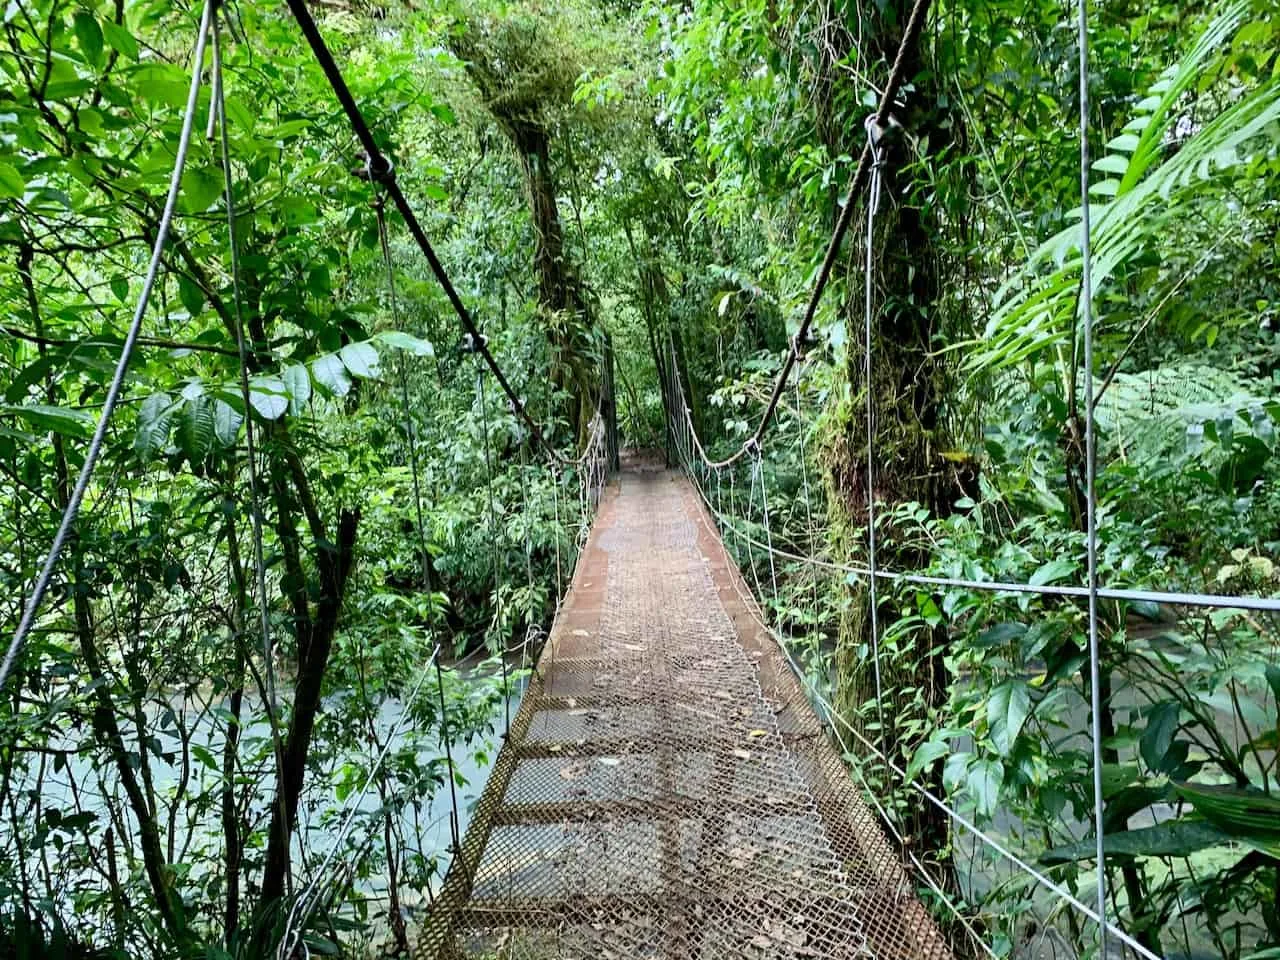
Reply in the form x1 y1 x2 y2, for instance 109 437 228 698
6 0 1280 956
416 458 950 959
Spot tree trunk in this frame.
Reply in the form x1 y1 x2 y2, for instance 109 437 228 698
258 431 361 915
508 120 596 442
819 0 961 867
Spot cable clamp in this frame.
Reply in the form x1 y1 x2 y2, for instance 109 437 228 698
790 328 819 360
356 150 395 185
864 113 900 165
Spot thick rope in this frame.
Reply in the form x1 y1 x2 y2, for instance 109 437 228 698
0 0 215 692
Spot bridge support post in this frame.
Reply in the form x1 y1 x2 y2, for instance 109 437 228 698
602 332 620 475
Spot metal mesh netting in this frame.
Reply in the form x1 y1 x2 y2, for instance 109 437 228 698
415 467 953 960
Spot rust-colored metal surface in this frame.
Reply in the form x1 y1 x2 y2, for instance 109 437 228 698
416 467 953 960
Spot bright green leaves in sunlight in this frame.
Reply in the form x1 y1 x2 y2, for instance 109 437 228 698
132 333 433 465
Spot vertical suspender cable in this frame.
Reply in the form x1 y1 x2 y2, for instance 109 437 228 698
862 121 888 759
374 196 461 854
0 0 215 692
476 358 512 736
212 7 290 873
795 377 822 656
552 465 564 601
1076 0 1109 948
756 453 782 616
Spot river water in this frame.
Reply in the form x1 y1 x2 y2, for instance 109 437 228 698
6 657 519 932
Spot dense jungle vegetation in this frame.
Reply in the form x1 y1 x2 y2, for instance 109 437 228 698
1 0 1279 956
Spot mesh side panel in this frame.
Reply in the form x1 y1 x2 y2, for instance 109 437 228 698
414 470 955 960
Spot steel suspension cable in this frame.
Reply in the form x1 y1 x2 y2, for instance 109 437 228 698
754 455 782 616
707 507 1280 611
211 6 291 883
666 324 1280 611
0 0 216 692
862 123 889 759
794 375 823 654
679 457 1162 960
517 443 538 674
475 359 512 736
283 0 594 464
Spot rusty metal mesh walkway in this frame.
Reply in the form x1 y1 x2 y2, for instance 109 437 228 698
417 466 952 959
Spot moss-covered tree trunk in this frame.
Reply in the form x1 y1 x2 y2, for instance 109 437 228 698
817 0 962 864
449 14 600 445
506 119 596 441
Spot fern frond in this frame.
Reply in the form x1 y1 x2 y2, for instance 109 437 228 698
1096 362 1272 459
966 2 1280 377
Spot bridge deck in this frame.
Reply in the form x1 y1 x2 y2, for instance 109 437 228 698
418 466 951 959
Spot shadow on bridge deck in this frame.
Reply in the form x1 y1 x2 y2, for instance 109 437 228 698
417 466 952 960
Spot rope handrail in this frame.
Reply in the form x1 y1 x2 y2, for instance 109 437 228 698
678 442 1164 960
705 507 1280 612
669 347 1280 614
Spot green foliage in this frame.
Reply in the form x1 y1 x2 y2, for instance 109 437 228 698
3 0 1280 956
0 0 612 954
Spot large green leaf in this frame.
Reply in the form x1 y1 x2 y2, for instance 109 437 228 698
1 403 93 439
986 679 1031 756
1140 701 1181 773
178 395 216 459
312 354 352 398
340 341 380 379
377 330 435 356
134 393 177 457
907 738 951 781
212 400 242 447
284 363 312 415
967 758 1003 818
1174 781 1280 854
73 11 104 67
248 378 289 420
100 20 138 60
1042 819 1234 865
0 161 25 198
